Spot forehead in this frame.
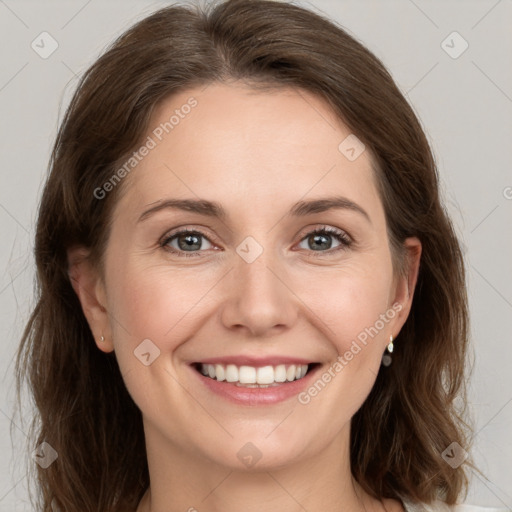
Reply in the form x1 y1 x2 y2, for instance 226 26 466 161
115 82 380 221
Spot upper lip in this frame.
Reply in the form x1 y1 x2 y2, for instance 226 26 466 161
192 356 315 367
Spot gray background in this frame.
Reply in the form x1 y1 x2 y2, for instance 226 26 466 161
1 0 511 510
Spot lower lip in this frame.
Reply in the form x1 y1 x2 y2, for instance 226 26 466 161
190 364 321 405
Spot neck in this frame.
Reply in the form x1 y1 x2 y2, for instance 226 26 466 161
136 421 388 512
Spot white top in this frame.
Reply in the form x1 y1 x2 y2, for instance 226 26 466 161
401 497 510 512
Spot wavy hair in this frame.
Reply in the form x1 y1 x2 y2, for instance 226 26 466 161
15 0 479 510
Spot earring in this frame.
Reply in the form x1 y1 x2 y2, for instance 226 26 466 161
387 334 394 353
99 335 105 342
382 334 393 366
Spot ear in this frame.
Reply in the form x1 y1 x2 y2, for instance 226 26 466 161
389 236 422 337
67 245 114 353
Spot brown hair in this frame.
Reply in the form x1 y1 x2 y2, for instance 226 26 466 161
15 0 479 510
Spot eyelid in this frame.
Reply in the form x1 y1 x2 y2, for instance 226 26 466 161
295 224 352 242
160 225 219 245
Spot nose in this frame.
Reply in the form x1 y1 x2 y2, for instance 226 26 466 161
219 246 298 338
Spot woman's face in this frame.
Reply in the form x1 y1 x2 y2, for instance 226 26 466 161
82 82 420 470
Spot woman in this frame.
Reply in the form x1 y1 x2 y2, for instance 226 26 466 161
16 0 500 511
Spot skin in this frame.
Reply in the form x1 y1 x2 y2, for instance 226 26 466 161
68 81 421 512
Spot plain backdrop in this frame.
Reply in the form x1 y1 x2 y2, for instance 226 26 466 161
1 0 511 510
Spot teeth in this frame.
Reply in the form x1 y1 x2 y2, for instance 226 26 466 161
199 363 310 386
215 364 225 381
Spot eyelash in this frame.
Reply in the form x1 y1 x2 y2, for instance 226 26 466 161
159 226 353 259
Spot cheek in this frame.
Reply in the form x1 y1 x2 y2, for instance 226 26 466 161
294 266 394 419
294 260 394 355
105 257 220 370
103 262 204 421
107 252 394 359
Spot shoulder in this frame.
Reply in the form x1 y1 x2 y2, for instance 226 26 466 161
399 498 509 512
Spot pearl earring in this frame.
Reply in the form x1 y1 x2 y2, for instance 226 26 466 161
100 335 105 342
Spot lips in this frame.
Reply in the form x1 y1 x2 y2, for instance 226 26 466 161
189 360 322 405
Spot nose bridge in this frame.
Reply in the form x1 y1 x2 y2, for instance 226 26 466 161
220 235 297 335
237 242 280 296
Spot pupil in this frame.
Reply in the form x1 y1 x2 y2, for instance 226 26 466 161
179 234 201 251
310 234 331 251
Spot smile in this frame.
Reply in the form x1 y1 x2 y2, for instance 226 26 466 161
190 360 321 405
196 363 310 387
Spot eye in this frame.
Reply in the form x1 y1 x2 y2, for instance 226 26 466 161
296 226 352 256
159 225 352 259
160 228 215 258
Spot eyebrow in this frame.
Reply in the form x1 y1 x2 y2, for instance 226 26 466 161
137 196 371 224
